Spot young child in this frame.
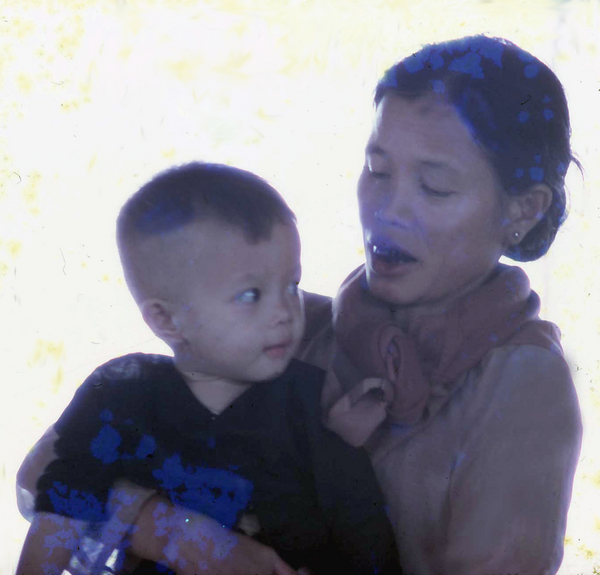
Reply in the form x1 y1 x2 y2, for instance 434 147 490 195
18 163 399 575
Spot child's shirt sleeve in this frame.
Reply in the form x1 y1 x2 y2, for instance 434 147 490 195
35 354 154 522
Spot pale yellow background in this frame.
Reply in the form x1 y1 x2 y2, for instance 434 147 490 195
1 1 598 573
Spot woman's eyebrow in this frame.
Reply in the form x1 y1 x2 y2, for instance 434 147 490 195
420 159 461 177
365 144 387 157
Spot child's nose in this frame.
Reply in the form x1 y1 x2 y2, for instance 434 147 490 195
272 297 293 325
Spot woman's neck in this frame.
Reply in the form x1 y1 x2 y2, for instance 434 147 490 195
388 264 502 330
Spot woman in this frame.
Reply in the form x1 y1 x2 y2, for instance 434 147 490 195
17 35 581 574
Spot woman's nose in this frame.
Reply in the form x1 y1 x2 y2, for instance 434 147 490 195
374 181 414 228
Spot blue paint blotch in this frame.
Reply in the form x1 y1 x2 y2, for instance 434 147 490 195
153 455 253 528
524 64 539 78
518 51 534 62
529 167 544 182
534 154 542 164
47 481 107 521
135 434 156 459
449 51 484 78
477 42 504 67
431 79 445 94
429 50 444 70
543 108 554 120
90 424 122 464
405 54 424 74
518 110 529 123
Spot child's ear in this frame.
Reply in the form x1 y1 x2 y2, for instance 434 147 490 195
139 299 185 345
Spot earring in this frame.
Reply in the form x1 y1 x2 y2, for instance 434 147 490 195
513 231 520 241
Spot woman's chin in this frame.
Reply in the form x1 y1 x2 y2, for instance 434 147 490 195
366 271 417 307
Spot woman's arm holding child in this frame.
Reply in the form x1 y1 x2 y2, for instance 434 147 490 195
16 425 59 522
129 494 297 575
18 512 88 575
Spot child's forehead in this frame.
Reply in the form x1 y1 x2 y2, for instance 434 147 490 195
172 218 255 250
158 218 299 267
175 217 298 248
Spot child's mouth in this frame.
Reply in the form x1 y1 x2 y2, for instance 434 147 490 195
264 340 292 359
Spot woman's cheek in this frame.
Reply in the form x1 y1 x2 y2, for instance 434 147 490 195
357 184 376 226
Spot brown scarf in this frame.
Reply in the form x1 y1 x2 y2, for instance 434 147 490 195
326 264 562 447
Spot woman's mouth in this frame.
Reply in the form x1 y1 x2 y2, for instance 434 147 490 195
369 240 418 275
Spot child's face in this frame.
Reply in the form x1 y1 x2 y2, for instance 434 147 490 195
172 220 305 383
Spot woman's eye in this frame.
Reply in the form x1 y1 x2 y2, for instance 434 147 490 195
368 167 390 180
236 288 260 303
420 180 453 198
365 161 390 180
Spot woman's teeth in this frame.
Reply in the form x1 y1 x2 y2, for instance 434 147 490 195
372 244 417 263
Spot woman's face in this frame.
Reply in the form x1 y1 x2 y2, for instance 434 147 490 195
358 94 510 312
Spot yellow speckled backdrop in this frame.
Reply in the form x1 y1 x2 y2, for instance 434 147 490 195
1 1 598 572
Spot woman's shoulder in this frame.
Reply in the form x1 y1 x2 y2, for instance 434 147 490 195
476 326 580 426
302 290 333 328
297 290 335 371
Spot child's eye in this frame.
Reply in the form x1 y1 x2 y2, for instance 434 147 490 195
236 288 261 303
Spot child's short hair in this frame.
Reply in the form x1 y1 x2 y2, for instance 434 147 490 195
117 162 296 303
117 162 296 245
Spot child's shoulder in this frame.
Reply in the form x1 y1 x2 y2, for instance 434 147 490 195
83 352 174 395
92 352 171 380
54 353 175 439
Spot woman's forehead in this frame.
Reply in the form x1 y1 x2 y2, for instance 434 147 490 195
373 94 464 138
369 94 489 172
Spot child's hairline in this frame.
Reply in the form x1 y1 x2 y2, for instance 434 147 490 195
117 211 299 308
117 209 298 254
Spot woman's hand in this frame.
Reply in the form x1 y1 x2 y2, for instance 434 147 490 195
129 496 297 575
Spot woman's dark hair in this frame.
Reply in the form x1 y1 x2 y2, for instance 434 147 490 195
375 35 577 261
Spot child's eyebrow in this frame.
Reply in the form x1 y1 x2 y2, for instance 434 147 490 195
232 271 261 285
232 264 301 285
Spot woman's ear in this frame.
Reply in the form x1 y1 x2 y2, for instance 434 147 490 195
505 183 553 246
139 299 185 346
